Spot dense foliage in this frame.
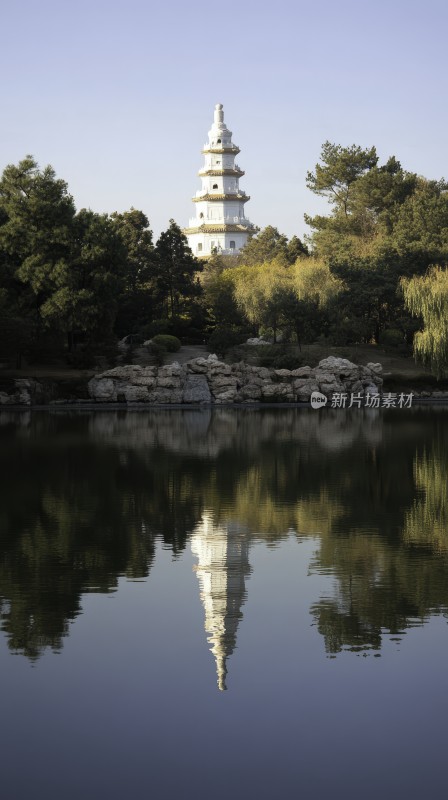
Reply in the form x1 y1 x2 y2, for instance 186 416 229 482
1 145 447 372
0 159 203 366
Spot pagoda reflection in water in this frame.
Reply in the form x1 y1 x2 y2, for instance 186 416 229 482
191 515 252 691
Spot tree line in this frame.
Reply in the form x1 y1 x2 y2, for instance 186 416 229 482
1 146 447 374
0 156 201 366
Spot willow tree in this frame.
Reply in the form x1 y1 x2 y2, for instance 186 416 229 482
232 258 293 341
293 257 342 306
401 266 448 377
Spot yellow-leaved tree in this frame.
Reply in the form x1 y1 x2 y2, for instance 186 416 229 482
401 266 448 377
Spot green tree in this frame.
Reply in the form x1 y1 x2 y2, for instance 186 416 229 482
286 235 309 263
110 208 155 335
39 209 127 350
110 208 154 292
200 255 246 330
401 266 448 377
0 314 34 368
0 156 75 327
153 219 201 320
391 179 448 260
239 225 289 266
306 141 378 217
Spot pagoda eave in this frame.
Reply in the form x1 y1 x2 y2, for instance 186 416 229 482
198 168 245 177
192 193 250 203
201 147 240 155
183 224 257 234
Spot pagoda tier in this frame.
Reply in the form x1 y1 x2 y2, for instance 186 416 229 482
183 104 257 258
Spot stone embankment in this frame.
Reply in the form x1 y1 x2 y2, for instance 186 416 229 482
87 355 384 404
2 355 448 406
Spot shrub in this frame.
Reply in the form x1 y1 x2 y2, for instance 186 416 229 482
151 334 181 352
140 319 174 339
379 328 404 349
256 345 287 367
270 353 305 370
147 342 167 366
207 329 248 356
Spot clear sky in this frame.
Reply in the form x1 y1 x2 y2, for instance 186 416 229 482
1 0 447 241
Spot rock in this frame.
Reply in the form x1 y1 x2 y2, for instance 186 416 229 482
314 370 332 383
317 357 358 374
249 366 272 379
213 387 239 403
261 383 294 401
84 356 386 406
147 389 183 404
157 377 182 389
296 381 319 401
320 382 342 397
158 363 183 378
14 379 36 405
122 385 150 402
187 357 211 374
209 361 232 376
88 377 117 402
101 365 143 379
182 374 211 404
241 384 262 400
274 369 292 379
241 375 266 388
131 376 156 387
0 391 14 405
293 378 313 389
231 361 247 373
210 375 238 391
366 362 383 375
290 367 313 377
315 369 345 387
246 337 271 345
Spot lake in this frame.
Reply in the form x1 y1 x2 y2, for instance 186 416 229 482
1 407 447 799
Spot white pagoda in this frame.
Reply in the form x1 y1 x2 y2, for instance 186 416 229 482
184 103 257 258
191 514 251 691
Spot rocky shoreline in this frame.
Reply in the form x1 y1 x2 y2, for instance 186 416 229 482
1 355 448 407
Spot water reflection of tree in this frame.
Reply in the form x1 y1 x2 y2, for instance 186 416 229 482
310 430 448 655
0 408 447 660
0 415 206 658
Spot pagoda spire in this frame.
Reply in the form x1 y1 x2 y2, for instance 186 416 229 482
183 104 258 258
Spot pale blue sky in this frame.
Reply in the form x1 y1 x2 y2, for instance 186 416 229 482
1 0 447 240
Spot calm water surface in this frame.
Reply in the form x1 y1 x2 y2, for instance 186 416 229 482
1 408 448 799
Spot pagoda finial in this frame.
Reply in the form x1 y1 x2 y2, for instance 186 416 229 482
214 103 224 125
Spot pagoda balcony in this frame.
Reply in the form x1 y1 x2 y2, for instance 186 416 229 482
194 189 249 200
198 165 245 177
201 143 240 154
188 216 255 228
